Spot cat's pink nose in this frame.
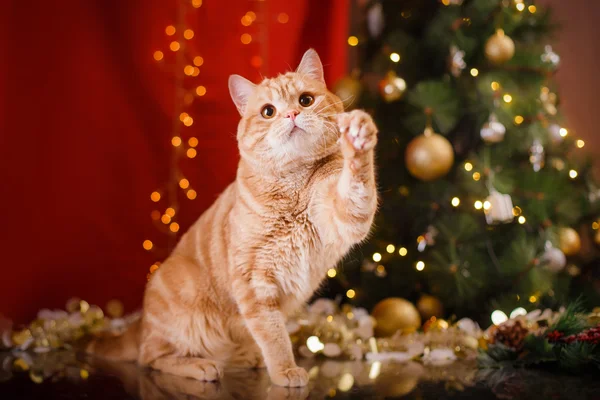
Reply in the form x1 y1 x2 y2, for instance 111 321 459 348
284 110 299 121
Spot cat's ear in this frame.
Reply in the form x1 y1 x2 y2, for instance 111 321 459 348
296 48 325 83
228 74 256 116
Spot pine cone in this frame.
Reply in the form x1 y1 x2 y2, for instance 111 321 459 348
491 320 529 351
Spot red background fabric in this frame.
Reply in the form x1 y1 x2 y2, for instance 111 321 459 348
0 0 349 323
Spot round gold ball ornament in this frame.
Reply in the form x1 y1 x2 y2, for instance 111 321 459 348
416 295 444 320
333 72 363 110
559 227 582 256
405 127 454 181
371 297 421 337
379 71 407 103
485 29 515 64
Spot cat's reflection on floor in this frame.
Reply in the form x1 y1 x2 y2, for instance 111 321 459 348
86 357 309 400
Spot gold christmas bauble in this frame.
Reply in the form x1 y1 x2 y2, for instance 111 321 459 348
416 295 444 320
379 71 406 103
485 29 515 64
405 128 454 181
333 74 363 110
559 227 582 256
371 298 421 337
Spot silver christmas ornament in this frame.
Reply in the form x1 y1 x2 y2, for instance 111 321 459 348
480 113 506 143
484 189 514 224
529 139 545 172
449 45 466 77
541 241 566 273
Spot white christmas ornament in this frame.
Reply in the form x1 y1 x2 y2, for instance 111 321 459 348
484 189 514 224
367 2 384 38
540 241 566 273
449 45 466 77
480 113 506 143
541 45 560 67
529 139 545 171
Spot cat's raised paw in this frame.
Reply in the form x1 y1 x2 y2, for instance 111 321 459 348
270 367 309 387
337 109 378 157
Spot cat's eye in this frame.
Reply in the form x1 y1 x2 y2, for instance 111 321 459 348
299 93 314 107
261 104 276 119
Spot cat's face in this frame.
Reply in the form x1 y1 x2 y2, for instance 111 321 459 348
229 49 344 167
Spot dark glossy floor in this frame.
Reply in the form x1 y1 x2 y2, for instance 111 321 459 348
1 351 600 400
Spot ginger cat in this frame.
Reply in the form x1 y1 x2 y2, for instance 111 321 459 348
88 49 378 387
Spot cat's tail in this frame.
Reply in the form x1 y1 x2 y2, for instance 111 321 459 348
85 318 141 362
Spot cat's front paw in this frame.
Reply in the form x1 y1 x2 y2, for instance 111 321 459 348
270 367 309 387
337 110 378 158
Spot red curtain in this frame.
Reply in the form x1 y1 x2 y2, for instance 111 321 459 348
0 0 349 323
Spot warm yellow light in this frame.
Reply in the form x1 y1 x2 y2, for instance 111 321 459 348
576 140 585 148
528 5 537 13
473 172 481 181
415 261 425 271
183 116 194 126
179 179 190 189
390 52 400 63
161 214 171 224
503 94 512 103
149 263 160 273
169 41 180 51
277 13 289 24
241 15 252 26
246 11 257 21
376 265 386 274
192 0 202 7
179 112 188 122
165 25 176 36
442 0 450 5
143 240 153 250
451 197 460 207
516 3 525 11
399 247 408 256
569 169 578 179
165 207 176 217
372 252 382 262
464 162 473 171
241 33 252 44
196 85 207 96
592 221 599 230
491 81 500 91
153 51 164 61
171 136 182 147
559 128 568 137
193 56 204 67
306 336 324 353
187 148 197 158
470 68 479 77
183 29 194 40
483 200 491 210
346 289 356 299
327 315 334 322
347 36 359 46
188 137 198 147
512 206 522 216
327 268 337 278
518 216 526 224
184 65 195 76
187 189 197 200
170 222 180 233
150 191 161 202
386 244 395 253
474 200 483 210
514 115 524 125
529 295 537 303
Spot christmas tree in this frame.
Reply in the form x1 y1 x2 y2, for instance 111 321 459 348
331 0 600 325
